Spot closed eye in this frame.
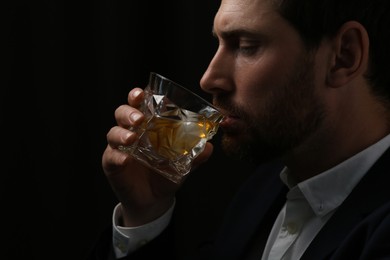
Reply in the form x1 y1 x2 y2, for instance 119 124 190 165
212 28 265 57
238 42 261 56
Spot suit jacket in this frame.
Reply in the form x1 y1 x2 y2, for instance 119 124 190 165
88 148 390 260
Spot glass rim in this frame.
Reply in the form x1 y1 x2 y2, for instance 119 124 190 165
149 71 221 112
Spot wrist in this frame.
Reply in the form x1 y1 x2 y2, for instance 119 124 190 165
120 197 175 227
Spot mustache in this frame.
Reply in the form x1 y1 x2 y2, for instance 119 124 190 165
213 96 247 119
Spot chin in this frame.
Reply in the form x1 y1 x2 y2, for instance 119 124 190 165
221 133 285 164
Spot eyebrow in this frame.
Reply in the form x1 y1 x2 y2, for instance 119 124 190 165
212 27 264 40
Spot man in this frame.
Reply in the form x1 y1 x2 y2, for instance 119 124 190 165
89 0 390 259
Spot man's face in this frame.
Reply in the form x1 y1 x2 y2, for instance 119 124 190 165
200 0 326 163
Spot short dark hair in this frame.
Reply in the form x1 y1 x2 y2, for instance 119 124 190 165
275 0 390 103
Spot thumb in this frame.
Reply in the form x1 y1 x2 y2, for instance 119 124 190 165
193 142 214 167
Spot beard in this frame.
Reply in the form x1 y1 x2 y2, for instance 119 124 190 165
216 53 326 165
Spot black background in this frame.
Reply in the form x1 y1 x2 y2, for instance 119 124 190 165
3 1 255 259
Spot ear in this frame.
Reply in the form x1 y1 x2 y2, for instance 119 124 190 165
326 21 369 87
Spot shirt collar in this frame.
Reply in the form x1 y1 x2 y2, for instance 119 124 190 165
280 133 390 217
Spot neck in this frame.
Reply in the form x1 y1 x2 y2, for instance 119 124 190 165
284 94 390 183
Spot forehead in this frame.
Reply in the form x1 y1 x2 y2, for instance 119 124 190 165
219 0 274 11
215 0 280 32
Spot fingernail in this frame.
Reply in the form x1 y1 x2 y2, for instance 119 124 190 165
133 89 141 98
130 112 142 123
122 132 132 143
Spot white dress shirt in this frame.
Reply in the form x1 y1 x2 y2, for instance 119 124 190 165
112 133 390 259
261 133 390 259
112 200 175 258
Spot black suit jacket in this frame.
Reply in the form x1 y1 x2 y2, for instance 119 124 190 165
88 148 390 260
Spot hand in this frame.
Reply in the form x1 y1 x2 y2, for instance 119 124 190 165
102 87 214 227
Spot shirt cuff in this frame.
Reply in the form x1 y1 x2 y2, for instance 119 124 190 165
112 200 176 259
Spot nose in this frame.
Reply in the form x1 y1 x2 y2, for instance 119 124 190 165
200 47 233 95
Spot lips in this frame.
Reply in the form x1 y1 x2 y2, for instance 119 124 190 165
218 114 245 135
220 115 238 126
213 104 244 132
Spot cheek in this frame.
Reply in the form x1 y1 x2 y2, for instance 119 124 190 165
234 58 289 108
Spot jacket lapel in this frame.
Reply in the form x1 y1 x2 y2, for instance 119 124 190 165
213 161 287 260
301 147 390 259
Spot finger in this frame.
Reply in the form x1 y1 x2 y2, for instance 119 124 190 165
128 88 145 107
102 145 131 175
114 105 144 128
106 126 138 149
